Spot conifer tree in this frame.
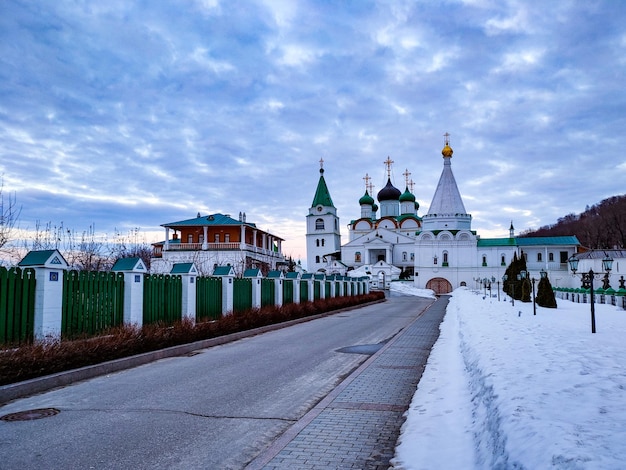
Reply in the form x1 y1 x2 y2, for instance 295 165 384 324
536 276 558 308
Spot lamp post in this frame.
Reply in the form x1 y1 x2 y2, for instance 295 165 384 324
503 274 509 304
532 269 547 316
497 280 501 301
568 254 614 333
483 277 488 297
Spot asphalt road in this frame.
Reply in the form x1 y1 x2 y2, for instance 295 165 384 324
0 294 434 469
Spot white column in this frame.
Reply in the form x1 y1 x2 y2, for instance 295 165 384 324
180 273 197 322
202 227 208 250
274 278 283 307
119 271 144 327
246 276 262 308
240 225 246 249
164 227 170 250
219 275 234 315
32 267 63 339
292 279 301 304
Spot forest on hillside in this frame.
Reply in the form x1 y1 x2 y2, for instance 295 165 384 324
519 195 626 249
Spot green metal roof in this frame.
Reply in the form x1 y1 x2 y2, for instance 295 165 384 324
162 213 257 228
516 236 580 246
170 263 196 274
111 257 145 271
18 250 65 267
311 172 335 208
213 266 234 276
477 236 580 247
267 270 284 278
243 268 262 277
285 272 301 279
477 238 517 247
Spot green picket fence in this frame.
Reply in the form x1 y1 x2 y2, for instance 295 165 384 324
261 278 275 307
62 271 125 337
233 278 252 313
0 266 36 344
196 276 222 320
143 274 182 325
282 279 294 304
300 280 308 302
313 281 321 300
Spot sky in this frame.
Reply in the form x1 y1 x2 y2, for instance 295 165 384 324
391 284 626 469
2 0 626 267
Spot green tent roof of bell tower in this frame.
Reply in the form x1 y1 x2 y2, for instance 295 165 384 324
311 168 335 208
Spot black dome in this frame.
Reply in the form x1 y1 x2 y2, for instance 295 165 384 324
377 178 401 202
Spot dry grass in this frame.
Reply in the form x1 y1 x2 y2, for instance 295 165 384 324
0 292 384 385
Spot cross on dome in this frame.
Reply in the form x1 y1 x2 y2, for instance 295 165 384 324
384 156 394 178
444 132 450 145
363 173 371 191
403 168 411 186
319 157 324 169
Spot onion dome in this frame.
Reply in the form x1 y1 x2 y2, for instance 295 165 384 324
442 143 453 158
372 203 378 213
414 201 420 210
377 178 401 202
399 186 415 203
359 190 375 206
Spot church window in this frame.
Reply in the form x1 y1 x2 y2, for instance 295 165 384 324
316 239 320 247
315 218 324 230
443 252 449 266
402 252 407 261
549 252 554 262
501 254 506 266
537 252 542 262
410 253 414 260
315 256 320 263
322 239 325 246
215 234 220 243
188 234 193 243
482 255 487 266
225 234 230 243
433 256 438 265
355 252 361 262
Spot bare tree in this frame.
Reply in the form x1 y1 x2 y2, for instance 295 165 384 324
0 178 20 251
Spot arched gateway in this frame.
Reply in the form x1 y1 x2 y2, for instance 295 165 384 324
426 277 453 295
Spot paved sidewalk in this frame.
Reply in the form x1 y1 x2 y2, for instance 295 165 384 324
246 295 449 470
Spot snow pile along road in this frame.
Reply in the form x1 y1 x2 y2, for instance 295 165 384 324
391 284 626 469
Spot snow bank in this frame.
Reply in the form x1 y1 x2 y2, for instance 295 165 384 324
393 286 626 469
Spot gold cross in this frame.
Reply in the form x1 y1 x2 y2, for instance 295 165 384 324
403 168 411 186
363 173 371 191
383 156 394 178
443 132 450 146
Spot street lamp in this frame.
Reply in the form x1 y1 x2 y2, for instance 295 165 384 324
532 269 547 316
483 277 488 297
568 254 614 333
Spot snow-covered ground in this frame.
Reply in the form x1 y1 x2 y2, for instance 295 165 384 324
390 282 626 470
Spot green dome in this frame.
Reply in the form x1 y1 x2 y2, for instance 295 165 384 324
372 203 379 213
359 190 375 206
399 186 416 203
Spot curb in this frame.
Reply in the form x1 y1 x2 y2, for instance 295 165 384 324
0 299 386 405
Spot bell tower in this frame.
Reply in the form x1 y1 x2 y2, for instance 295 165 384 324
306 159 341 272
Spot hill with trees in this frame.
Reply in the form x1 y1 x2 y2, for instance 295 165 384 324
519 194 626 249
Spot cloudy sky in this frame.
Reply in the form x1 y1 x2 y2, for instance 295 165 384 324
1 0 625 266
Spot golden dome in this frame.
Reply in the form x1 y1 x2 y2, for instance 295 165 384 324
442 144 453 157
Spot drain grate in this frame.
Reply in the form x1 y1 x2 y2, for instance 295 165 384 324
1 408 60 422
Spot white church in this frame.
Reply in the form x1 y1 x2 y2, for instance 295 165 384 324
306 135 581 294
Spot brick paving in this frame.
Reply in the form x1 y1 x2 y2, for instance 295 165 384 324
246 296 449 470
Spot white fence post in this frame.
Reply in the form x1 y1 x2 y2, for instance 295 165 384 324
112 257 147 327
18 250 68 340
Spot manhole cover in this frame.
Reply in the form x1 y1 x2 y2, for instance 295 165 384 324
0 408 60 422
